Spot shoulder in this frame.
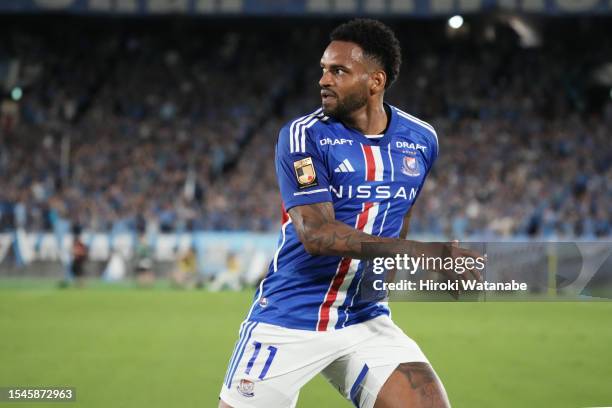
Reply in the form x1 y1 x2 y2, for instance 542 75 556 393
278 108 330 154
392 106 439 151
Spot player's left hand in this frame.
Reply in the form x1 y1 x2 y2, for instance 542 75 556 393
443 240 484 299
450 239 484 283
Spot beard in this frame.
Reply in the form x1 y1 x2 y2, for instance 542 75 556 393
322 89 368 120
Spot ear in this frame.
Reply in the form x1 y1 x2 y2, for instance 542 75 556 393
370 70 386 94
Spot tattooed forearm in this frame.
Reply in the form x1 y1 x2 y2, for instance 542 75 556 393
289 203 419 259
302 227 384 258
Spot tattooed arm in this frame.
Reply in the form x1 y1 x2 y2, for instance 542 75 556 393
289 202 421 259
289 202 483 283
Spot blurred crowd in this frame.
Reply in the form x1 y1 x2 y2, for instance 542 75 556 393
0 18 610 239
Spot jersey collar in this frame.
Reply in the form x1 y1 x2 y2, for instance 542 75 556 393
341 103 398 147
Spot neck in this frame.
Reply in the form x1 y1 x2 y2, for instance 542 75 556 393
342 99 388 135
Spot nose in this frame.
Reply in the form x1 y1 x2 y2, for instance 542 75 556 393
319 70 333 88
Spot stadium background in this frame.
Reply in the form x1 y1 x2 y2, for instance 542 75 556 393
1 1 611 407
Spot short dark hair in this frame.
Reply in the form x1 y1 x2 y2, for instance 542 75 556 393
330 19 401 89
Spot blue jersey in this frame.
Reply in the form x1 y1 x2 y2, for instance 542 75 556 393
247 104 438 331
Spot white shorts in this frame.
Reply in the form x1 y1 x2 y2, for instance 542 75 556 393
219 315 429 408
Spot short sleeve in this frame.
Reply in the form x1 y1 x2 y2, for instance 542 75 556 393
410 125 439 206
275 122 332 211
424 126 439 171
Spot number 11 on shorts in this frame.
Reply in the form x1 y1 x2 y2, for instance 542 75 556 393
245 342 278 380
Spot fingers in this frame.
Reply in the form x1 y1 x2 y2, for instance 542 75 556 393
439 267 459 281
419 241 486 297
423 240 486 300
464 267 482 283
452 242 485 283
458 247 484 260
437 267 462 300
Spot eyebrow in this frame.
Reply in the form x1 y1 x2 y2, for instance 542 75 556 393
320 62 350 71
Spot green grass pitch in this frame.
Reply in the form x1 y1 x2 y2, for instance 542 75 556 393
0 283 611 407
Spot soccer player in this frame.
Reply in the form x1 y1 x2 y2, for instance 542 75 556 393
219 19 480 408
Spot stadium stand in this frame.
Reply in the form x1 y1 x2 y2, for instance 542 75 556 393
0 18 610 238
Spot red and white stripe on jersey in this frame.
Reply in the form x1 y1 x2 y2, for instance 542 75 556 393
316 201 380 331
361 144 385 181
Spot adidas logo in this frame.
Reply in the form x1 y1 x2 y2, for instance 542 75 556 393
334 159 355 173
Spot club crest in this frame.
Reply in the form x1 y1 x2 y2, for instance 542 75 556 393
237 379 255 397
401 156 420 177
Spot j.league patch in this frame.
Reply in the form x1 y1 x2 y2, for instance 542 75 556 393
293 157 318 189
